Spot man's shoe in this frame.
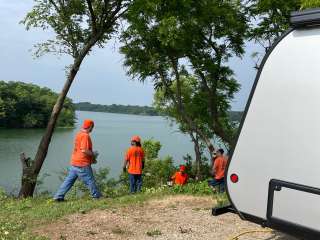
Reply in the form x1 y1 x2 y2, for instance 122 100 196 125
54 198 65 202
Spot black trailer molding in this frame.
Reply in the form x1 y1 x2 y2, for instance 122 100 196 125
291 8 320 28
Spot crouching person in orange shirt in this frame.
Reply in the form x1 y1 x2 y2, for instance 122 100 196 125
53 119 102 201
171 165 188 186
123 136 145 193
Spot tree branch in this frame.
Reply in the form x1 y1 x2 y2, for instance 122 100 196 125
48 0 59 12
53 0 80 57
86 0 98 33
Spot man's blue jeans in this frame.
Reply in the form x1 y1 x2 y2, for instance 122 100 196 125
208 178 225 193
54 166 102 200
129 174 142 193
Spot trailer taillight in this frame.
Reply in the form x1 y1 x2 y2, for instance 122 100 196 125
230 174 239 183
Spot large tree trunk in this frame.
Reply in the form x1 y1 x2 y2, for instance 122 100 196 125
189 133 202 180
18 40 97 198
18 153 37 198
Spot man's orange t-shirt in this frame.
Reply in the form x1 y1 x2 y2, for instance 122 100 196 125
172 171 188 185
70 131 93 167
125 146 144 174
213 156 227 180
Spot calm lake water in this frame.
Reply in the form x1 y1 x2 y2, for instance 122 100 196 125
0 111 194 194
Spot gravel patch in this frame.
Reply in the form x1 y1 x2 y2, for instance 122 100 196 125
34 195 300 240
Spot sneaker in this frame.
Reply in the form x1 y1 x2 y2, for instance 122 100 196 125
54 198 65 202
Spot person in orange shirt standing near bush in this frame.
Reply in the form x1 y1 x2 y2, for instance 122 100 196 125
123 136 145 193
53 119 101 201
171 165 188 186
208 149 227 192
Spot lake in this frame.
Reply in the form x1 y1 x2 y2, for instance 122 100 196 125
0 111 194 194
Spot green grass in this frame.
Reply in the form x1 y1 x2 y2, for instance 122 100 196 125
0 191 170 239
0 182 228 240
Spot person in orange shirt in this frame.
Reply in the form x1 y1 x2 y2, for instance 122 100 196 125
123 136 145 193
53 119 102 201
171 165 188 186
208 149 227 192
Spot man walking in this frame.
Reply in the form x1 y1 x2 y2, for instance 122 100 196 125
123 136 145 193
53 119 101 201
208 149 227 192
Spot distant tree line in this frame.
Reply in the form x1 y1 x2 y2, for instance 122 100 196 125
74 102 160 116
0 81 75 128
75 101 242 121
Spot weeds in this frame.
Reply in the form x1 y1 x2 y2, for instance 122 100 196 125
111 227 126 235
146 229 162 237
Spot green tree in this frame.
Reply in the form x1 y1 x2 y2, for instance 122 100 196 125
247 0 301 68
142 139 162 160
248 0 300 50
301 0 320 8
19 0 130 197
121 0 247 152
0 81 75 128
142 139 175 188
154 76 213 179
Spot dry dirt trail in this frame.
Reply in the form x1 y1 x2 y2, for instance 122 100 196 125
34 195 300 240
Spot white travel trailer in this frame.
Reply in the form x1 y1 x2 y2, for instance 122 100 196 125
225 9 320 238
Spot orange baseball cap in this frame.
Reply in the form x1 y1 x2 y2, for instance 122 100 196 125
83 119 94 129
131 135 141 143
180 165 186 172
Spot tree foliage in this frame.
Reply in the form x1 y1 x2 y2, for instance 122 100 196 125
121 0 247 150
22 0 129 58
142 138 162 160
0 81 75 128
142 139 176 188
301 0 320 8
154 76 211 135
247 0 301 52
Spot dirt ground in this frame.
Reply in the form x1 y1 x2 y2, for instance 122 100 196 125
34 195 300 240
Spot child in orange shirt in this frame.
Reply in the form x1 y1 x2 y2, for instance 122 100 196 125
123 136 145 193
171 165 188 186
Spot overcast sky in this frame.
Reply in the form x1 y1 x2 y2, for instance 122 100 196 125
0 1 261 111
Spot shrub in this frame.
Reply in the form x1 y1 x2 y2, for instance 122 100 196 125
0 187 8 201
143 156 176 188
183 152 212 181
146 229 162 237
142 138 161 160
142 139 176 188
170 180 213 195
